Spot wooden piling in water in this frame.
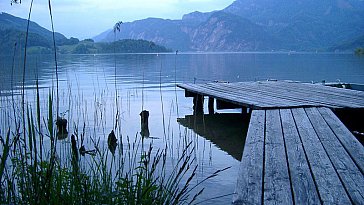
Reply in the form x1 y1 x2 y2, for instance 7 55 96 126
193 95 204 115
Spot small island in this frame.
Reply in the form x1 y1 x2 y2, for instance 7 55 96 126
26 39 171 55
58 39 171 54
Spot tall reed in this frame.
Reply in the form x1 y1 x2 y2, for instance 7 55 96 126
0 92 223 204
0 1 228 204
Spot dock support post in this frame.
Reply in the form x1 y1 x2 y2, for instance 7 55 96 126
193 95 204 115
208 97 214 114
241 107 247 115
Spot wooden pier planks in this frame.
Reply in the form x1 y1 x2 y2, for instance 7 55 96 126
292 108 351 204
280 109 320 204
178 81 364 204
233 110 265 204
318 107 364 174
264 110 293 204
233 107 364 205
306 107 364 204
178 81 364 109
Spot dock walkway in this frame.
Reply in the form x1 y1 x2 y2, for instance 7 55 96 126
177 81 364 204
178 81 364 109
233 107 364 204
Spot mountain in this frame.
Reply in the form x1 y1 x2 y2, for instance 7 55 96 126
92 28 112 42
100 18 191 51
0 12 170 55
329 34 364 51
94 0 364 52
224 0 364 50
0 12 67 42
181 11 215 26
187 11 279 51
0 12 79 55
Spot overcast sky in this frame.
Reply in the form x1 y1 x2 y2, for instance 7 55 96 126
1 0 234 39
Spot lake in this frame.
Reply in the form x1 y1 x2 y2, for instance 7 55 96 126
1 52 364 204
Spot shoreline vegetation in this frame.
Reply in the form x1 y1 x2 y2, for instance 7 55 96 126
0 91 225 204
1 36 171 55
29 39 172 55
355 48 364 55
1 1 224 204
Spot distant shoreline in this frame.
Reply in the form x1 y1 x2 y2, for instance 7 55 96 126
1 50 359 57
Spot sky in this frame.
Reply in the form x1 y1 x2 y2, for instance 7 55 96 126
1 0 235 39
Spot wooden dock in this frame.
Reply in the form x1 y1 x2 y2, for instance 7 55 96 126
233 107 364 204
178 81 364 109
177 81 364 204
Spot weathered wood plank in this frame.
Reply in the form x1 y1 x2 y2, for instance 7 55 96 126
219 83 335 108
179 82 364 204
318 107 364 174
199 84 305 108
227 82 363 108
287 82 364 100
233 110 265 205
265 82 364 107
291 108 351 204
194 83 285 108
179 83 275 108
211 83 318 108
241 81 364 102
280 109 321 204
258 81 364 101
306 107 364 204
178 81 364 109
264 109 293 204
181 83 299 107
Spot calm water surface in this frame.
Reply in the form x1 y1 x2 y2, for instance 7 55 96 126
1 52 363 204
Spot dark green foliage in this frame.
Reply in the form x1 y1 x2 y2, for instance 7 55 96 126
82 38 94 43
330 35 364 52
99 39 171 53
0 12 60 39
71 43 95 54
0 12 67 47
0 12 62 55
0 91 219 204
0 129 10 182
57 39 169 54
355 48 364 55
57 37 80 46
0 29 51 55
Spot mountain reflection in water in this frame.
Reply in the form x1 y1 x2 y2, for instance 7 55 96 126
178 113 250 161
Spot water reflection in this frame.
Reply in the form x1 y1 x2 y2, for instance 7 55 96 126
178 113 250 161
0 54 55 95
2 53 364 96
1 53 364 204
